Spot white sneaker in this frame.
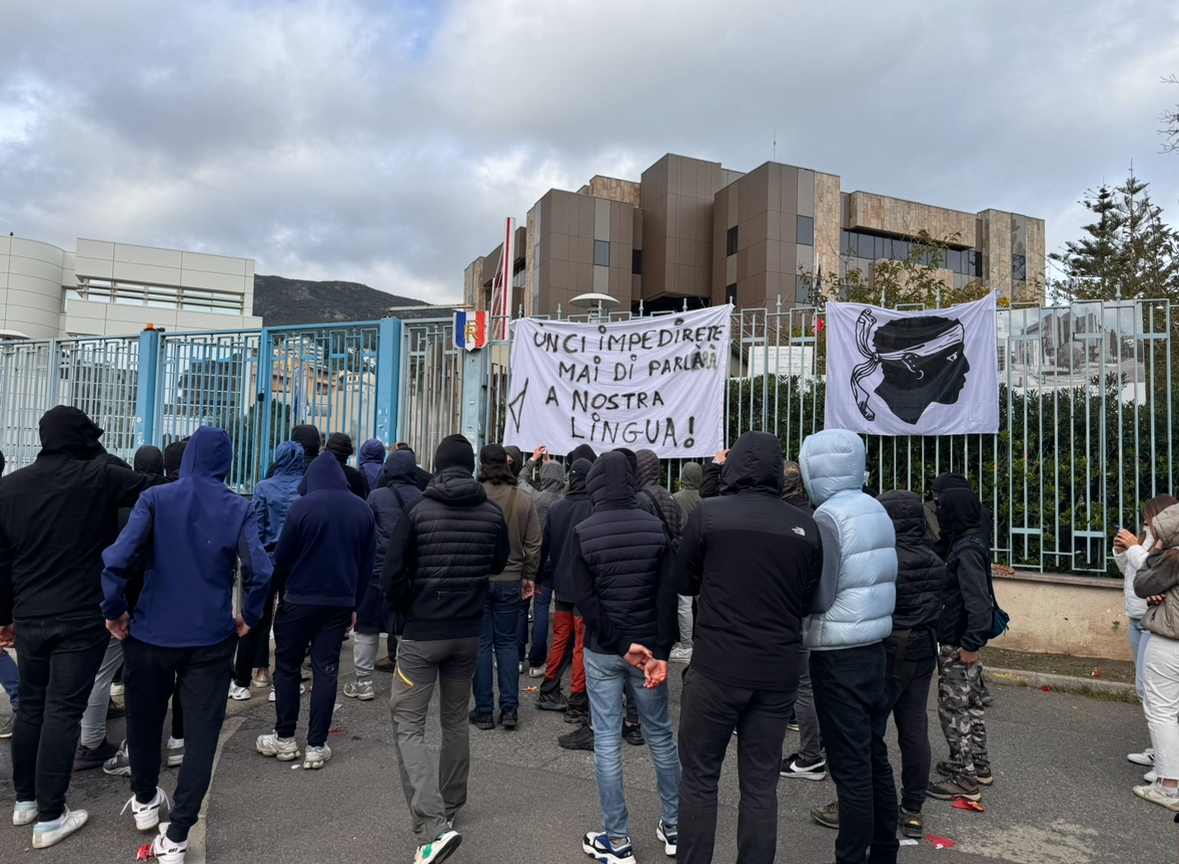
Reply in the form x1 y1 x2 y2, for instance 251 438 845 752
415 829 462 864
528 664 547 678
1146 770 1159 783
303 744 332 770
268 683 305 702
228 683 251 701
669 646 693 662
12 800 37 826
256 731 301 761
167 737 185 768
122 787 171 831
1134 779 1179 811
1128 748 1155 766
343 679 375 700
31 806 88 849
110 682 125 699
148 823 188 864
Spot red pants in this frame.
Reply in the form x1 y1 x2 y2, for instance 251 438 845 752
543 610 585 696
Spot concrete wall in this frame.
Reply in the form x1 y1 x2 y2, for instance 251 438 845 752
0 236 68 339
990 572 1132 661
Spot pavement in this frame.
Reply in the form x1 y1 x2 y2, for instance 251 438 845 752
0 641 1174 864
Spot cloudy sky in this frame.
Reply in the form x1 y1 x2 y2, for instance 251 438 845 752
1 0 1177 303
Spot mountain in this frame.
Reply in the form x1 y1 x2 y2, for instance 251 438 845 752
252 274 453 326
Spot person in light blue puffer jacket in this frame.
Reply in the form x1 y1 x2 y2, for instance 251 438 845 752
798 428 899 864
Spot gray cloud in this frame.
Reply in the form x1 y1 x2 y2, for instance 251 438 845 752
1 0 1177 302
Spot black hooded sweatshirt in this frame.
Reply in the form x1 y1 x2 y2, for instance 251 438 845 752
674 431 823 690
164 439 188 482
117 445 167 612
0 406 164 623
325 432 370 499
636 449 684 552
936 487 993 652
537 458 594 603
880 490 947 658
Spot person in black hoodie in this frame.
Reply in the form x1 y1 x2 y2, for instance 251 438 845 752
380 434 510 864
256 453 375 770
0 407 162 848
573 451 680 862
928 485 993 804
394 442 433 492
535 459 594 722
163 439 188 482
291 425 320 471
674 431 823 864
325 432 370 498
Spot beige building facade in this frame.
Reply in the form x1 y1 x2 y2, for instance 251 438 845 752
464 152 1046 317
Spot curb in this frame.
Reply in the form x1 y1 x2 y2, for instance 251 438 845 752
985 665 1138 700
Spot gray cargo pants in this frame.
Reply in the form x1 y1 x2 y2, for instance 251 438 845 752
389 636 480 845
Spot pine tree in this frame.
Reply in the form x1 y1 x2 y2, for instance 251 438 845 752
1049 184 1126 300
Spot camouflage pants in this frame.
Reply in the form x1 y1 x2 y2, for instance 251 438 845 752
937 644 989 778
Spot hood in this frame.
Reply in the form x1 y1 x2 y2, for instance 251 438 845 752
325 432 354 463
178 426 232 481
879 490 926 545
0 449 4 475
615 448 642 492
932 472 972 498
635 449 662 489
566 444 597 465
164 440 188 480
1154 503 1179 549
504 445 525 476
272 441 305 477
38 405 104 456
539 460 565 492
937 487 984 540
434 434 475 474
359 439 385 465
587 450 638 512
424 465 488 507
383 449 420 487
298 451 349 495
726 431 784 495
799 429 865 505
133 445 165 477
291 425 321 465
679 462 702 491
568 457 592 497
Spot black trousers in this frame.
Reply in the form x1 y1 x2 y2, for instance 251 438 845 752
273 601 352 747
12 614 109 822
883 634 936 813
811 644 899 864
234 581 280 687
124 633 237 843
677 667 794 864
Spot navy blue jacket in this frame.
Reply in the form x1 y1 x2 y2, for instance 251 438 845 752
572 452 677 661
101 426 273 648
536 460 593 603
367 450 425 577
251 441 304 551
276 452 376 609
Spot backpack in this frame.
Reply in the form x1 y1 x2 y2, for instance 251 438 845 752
951 536 1010 641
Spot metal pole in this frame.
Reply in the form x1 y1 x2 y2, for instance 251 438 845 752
375 317 403 444
460 347 490 452
134 327 161 448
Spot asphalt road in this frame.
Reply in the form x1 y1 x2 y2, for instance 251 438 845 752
0 641 1173 864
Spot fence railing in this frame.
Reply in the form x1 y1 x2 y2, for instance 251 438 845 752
1 298 1174 573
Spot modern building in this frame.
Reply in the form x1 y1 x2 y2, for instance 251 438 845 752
463 152 1045 317
0 235 262 340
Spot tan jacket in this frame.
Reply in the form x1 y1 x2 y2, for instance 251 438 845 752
482 481 542 583
1137 504 1179 640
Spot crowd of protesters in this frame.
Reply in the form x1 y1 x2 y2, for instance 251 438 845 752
0 405 1023 864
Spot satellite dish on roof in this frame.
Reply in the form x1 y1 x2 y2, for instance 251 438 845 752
569 293 620 309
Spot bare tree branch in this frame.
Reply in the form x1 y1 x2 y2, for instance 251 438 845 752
1161 75 1179 154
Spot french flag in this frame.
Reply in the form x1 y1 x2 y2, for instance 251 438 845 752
455 311 489 351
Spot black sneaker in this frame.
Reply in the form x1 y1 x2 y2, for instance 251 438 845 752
565 705 589 724
468 710 495 731
623 723 644 746
536 692 567 711
559 723 595 751
499 709 518 729
810 800 839 829
975 763 993 786
899 807 923 839
780 752 827 780
106 699 125 719
74 738 118 771
928 774 981 802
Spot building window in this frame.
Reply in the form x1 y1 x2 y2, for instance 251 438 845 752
725 283 737 306
593 240 610 267
512 256 526 276
70 278 244 315
971 251 983 277
727 226 739 257
839 229 983 276
1012 254 1026 282
796 215 814 246
795 274 810 304
632 249 643 275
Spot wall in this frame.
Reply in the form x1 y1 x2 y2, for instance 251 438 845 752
0 236 67 339
990 572 1132 661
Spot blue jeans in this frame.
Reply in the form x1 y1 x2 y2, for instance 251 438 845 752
523 584 552 666
0 650 19 712
1131 617 1150 701
474 581 523 713
584 649 680 841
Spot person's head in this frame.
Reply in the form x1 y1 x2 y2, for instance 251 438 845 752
587 450 637 511
271 440 305 477
383 448 419 487
725 431 784 495
634 449 661 489
164 438 189 479
359 438 385 463
936 487 984 541
38 405 104 458
433 434 475 474
931 472 972 505
132 445 165 477
325 432 354 464
569 457 593 494
679 461 703 492
539 459 565 491
782 459 805 500
178 426 233 482
503 445 525 477
1143 494 1179 540
394 442 413 452
565 444 597 466
799 429 864 505
477 444 516 485
291 425 321 462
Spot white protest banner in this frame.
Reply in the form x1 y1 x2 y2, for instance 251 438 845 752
504 305 732 458
825 294 999 436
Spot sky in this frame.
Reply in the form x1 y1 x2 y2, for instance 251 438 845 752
1 0 1177 304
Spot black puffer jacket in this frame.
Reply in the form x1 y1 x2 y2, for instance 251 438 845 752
572 452 676 660
635 449 684 552
537 459 594 603
381 466 510 640
936 487 993 652
880 491 947 652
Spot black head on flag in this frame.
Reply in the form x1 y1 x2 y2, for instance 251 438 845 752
851 310 971 425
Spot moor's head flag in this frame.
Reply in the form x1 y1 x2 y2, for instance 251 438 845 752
825 294 999 436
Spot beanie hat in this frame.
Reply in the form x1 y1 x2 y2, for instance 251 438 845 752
480 444 508 466
434 434 475 473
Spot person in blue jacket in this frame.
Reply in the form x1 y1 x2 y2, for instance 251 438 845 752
102 426 273 864
231 440 304 697
256 452 375 771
